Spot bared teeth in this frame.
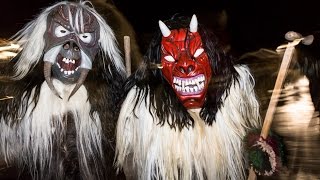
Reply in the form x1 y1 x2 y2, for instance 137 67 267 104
56 61 78 75
60 68 76 75
56 57 79 76
62 58 76 64
173 74 206 95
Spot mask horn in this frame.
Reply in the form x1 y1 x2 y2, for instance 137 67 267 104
189 14 198 33
159 20 171 37
44 62 62 99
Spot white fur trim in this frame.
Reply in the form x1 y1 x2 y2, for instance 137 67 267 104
116 65 261 180
0 79 103 177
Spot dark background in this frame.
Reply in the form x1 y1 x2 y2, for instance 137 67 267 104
1 0 319 56
1 1 320 179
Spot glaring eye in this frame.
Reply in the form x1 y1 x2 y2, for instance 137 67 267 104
194 48 204 58
164 55 175 62
79 33 93 44
55 25 70 37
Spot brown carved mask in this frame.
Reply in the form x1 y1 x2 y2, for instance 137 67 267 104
42 2 100 99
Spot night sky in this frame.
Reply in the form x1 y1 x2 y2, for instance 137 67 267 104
1 0 319 56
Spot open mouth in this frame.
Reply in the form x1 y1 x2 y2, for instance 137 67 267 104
44 53 89 99
56 57 81 76
173 74 205 95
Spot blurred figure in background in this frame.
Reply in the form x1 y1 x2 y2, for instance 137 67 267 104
295 31 320 113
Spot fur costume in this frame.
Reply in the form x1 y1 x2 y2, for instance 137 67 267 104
295 31 320 112
115 14 261 180
0 1 125 179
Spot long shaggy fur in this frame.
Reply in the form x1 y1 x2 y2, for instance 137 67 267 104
115 15 261 180
116 65 260 180
0 1 125 179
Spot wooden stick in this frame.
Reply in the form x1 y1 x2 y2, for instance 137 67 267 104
260 39 302 138
248 38 303 180
124 36 131 77
0 96 14 101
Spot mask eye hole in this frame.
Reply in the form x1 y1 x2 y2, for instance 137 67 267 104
194 48 204 58
54 25 70 37
79 33 93 44
164 55 175 62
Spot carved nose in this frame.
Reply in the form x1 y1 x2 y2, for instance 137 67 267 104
63 42 80 52
179 64 195 74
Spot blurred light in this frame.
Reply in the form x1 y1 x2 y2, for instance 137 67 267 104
277 76 314 127
0 43 20 51
0 42 21 60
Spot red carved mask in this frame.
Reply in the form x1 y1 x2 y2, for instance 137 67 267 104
159 15 212 109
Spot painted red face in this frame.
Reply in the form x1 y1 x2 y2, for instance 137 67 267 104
160 28 212 109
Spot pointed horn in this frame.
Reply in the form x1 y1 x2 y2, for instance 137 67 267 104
189 14 198 33
68 68 89 101
159 20 171 37
44 62 62 99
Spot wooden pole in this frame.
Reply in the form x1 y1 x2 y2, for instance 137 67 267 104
260 39 302 138
0 96 13 101
248 37 304 180
124 36 131 77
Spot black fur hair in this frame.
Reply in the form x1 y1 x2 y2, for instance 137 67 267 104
0 53 43 126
